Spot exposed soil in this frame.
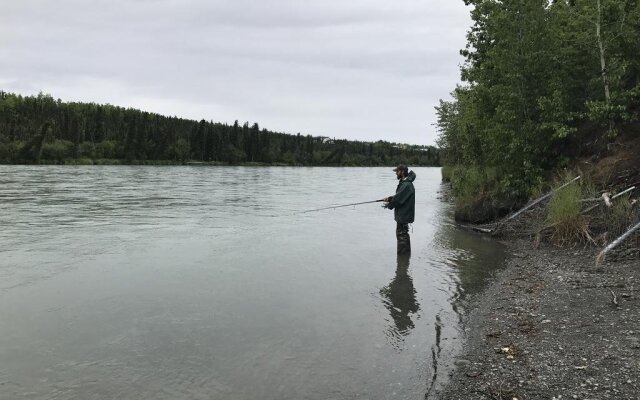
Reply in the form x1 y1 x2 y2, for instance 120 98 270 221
588 136 640 190
437 239 640 399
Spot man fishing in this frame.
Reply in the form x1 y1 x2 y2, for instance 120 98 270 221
383 165 416 255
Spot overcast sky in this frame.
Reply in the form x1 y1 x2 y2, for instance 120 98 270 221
0 0 471 146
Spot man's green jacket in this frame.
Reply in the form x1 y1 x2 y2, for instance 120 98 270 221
386 170 416 223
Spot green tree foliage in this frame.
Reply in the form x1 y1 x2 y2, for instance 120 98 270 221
0 91 440 166
437 0 640 201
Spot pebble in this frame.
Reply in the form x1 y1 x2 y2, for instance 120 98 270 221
454 359 471 367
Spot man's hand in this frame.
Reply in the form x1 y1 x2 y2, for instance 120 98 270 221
383 196 391 202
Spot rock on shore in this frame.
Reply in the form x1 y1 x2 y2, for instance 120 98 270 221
437 239 640 400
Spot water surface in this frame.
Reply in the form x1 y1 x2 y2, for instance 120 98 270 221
0 166 505 399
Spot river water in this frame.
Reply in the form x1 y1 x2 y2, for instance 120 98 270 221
0 166 505 400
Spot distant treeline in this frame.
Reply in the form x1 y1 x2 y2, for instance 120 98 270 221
437 0 640 203
0 91 439 166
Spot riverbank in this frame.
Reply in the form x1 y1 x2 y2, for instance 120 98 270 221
437 238 640 399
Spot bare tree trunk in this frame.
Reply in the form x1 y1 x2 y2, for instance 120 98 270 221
597 0 611 103
596 0 614 135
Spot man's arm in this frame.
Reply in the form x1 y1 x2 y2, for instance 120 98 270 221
388 183 413 207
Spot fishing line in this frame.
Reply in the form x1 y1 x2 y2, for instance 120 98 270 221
298 199 385 214
263 199 386 218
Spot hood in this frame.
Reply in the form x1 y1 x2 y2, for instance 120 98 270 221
404 170 416 183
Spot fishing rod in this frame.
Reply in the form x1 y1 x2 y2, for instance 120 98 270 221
299 199 385 214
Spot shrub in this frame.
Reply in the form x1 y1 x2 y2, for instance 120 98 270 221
0 141 24 163
444 165 521 222
450 166 500 204
41 140 74 162
78 142 95 159
95 140 120 159
64 157 94 165
441 165 453 182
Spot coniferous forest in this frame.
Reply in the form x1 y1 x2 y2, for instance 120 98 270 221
436 0 640 205
0 91 439 166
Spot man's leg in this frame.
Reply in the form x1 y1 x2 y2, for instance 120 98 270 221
396 222 411 255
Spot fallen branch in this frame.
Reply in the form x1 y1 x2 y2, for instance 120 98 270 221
609 289 619 307
490 175 582 235
458 224 493 234
596 220 640 265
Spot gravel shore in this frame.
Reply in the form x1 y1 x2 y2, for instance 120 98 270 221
437 239 640 400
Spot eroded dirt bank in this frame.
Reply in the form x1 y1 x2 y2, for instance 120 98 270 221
437 239 640 400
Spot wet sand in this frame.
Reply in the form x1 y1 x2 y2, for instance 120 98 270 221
437 239 640 399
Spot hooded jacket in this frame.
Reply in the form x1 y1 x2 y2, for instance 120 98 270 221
386 170 416 224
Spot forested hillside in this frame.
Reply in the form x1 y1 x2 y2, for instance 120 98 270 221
0 91 439 166
437 0 640 214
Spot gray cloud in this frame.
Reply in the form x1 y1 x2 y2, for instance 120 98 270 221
0 0 470 145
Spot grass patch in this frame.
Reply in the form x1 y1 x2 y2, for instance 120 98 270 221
545 172 592 245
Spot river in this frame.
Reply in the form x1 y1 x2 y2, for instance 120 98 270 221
0 166 505 399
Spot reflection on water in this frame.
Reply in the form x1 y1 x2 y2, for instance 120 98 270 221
0 166 506 400
427 313 444 397
436 222 508 305
421 213 507 398
379 254 420 343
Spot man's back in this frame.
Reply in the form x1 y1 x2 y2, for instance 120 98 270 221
393 170 416 224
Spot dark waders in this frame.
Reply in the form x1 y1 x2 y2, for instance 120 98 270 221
396 222 411 255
